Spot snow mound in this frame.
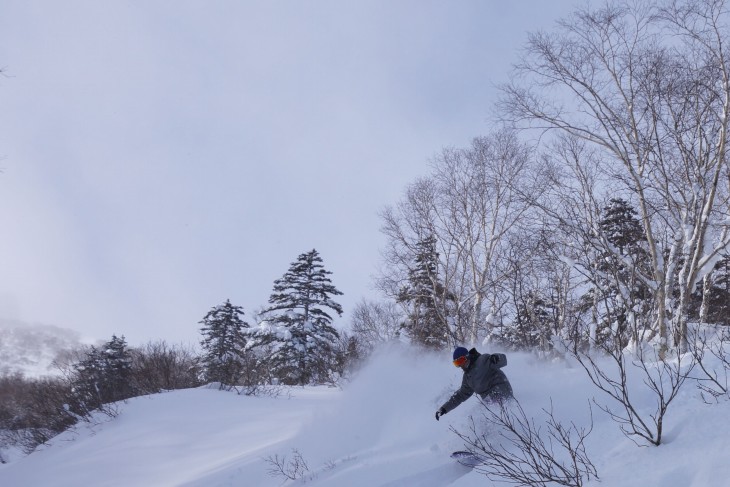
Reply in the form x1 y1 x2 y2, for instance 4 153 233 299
2 346 730 487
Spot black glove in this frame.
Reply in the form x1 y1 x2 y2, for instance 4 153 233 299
435 407 446 421
490 354 499 364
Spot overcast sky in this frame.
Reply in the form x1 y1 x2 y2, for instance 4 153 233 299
0 1 583 346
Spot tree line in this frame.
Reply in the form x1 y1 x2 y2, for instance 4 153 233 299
1 248 357 458
198 248 358 390
0 337 200 456
364 0 730 361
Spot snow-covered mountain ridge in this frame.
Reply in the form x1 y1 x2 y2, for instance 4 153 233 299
0 320 85 377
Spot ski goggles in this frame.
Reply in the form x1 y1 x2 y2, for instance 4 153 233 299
453 355 468 368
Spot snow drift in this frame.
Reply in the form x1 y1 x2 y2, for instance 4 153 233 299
2 345 730 487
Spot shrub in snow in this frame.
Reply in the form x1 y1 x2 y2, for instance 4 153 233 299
452 399 598 487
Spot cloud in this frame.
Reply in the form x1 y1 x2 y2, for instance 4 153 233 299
0 1 581 345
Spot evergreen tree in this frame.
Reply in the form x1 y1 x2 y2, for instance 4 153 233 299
599 198 645 255
262 249 343 385
199 299 250 389
102 335 134 399
397 235 451 349
504 292 556 352
705 256 730 325
592 198 652 348
72 334 133 412
690 254 730 325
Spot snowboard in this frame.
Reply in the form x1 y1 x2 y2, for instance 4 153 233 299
450 450 483 467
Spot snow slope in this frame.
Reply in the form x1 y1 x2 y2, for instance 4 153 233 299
0 320 84 377
2 346 730 487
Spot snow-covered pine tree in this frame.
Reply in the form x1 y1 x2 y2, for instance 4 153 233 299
72 334 134 412
598 198 645 256
397 235 450 349
261 249 343 385
507 292 556 352
199 300 250 389
592 198 652 348
102 335 134 399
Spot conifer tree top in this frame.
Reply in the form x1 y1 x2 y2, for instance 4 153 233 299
266 249 343 322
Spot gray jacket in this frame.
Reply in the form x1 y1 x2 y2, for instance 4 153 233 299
441 349 513 413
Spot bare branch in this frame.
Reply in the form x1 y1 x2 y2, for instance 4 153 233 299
451 399 598 486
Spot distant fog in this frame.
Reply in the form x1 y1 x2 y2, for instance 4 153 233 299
0 320 85 377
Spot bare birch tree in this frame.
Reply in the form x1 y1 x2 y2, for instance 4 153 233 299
432 131 537 343
350 299 404 352
379 130 537 346
500 0 730 355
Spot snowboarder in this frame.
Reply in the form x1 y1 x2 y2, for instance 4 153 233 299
435 346 513 421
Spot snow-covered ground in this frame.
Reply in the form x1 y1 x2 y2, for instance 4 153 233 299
1 346 729 487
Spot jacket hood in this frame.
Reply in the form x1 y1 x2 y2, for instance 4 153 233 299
465 348 480 370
